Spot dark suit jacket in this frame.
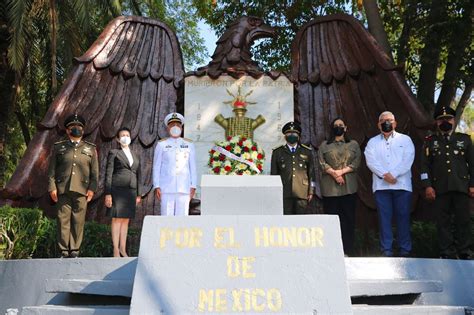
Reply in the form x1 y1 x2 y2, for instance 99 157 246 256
105 148 142 196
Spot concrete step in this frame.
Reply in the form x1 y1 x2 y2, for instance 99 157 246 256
45 279 133 297
22 305 129 315
349 279 443 297
352 305 471 315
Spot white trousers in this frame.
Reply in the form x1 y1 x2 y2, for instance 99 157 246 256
160 193 190 216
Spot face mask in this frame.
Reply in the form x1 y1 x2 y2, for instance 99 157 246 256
70 127 83 137
332 126 345 136
381 121 393 133
439 120 453 132
119 136 131 146
170 126 182 137
286 134 299 144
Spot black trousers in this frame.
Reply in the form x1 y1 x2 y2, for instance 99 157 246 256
322 193 357 256
435 192 472 256
283 198 308 215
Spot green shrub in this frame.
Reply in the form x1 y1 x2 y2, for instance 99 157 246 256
0 206 43 259
33 217 141 258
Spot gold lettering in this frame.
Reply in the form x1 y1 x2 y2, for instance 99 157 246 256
297 228 311 247
227 256 240 278
227 256 256 278
214 227 240 248
254 227 269 247
198 289 213 312
267 288 283 311
269 227 283 247
283 227 297 247
252 289 266 312
243 288 251 311
231 290 243 311
215 289 227 312
159 228 173 249
242 257 256 278
311 227 324 247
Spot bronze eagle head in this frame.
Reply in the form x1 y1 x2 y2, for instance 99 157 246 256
196 16 275 79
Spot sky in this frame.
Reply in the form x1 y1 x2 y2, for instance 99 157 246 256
198 20 218 65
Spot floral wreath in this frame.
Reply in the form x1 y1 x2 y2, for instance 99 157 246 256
208 136 265 175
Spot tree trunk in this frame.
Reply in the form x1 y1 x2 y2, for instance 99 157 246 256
436 0 472 110
453 83 473 130
49 0 58 94
396 0 416 65
0 5 15 188
416 0 448 113
363 0 393 60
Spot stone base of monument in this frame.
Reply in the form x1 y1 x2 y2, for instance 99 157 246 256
200 175 283 215
1 257 473 314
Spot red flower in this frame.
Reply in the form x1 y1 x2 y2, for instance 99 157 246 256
248 159 253 162
243 147 249 152
210 149 215 154
213 167 220 173
257 164 263 170
251 146 257 151
238 141 243 146
241 137 247 141
257 153 263 159
219 154 225 161
227 136 232 141
225 145 232 151
224 165 231 172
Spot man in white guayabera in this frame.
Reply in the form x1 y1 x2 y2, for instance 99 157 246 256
364 111 415 257
153 113 197 216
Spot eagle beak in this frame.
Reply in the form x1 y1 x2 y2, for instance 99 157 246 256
247 23 276 44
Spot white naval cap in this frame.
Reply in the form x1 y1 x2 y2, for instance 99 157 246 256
164 112 185 126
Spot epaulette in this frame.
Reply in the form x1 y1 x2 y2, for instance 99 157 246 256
158 137 168 142
54 140 68 145
183 137 193 142
301 144 313 150
83 140 96 147
272 145 284 151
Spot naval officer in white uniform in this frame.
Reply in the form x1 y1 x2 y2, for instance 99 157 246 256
153 113 197 216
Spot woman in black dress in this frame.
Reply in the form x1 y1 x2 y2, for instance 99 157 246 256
105 127 141 257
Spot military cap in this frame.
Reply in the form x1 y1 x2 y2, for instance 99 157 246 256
282 121 302 134
164 112 185 126
434 106 455 120
64 114 86 128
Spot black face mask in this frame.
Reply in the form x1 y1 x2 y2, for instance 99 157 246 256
286 134 299 144
381 121 393 133
70 127 83 137
332 126 345 136
439 120 453 132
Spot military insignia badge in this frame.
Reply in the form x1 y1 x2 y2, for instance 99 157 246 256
456 140 464 148
433 140 439 148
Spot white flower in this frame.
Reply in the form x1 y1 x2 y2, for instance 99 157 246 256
224 160 232 167
230 136 239 144
233 146 242 154
244 170 251 175
242 152 251 160
236 163 248 170
243 139 253 148
212 161 222 168
251 151 259 160
213 151 220 157
220 168 228 175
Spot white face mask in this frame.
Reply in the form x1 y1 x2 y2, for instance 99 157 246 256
169 126 182 138
119 136 131 146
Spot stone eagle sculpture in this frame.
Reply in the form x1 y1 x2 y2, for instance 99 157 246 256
195 16 275 79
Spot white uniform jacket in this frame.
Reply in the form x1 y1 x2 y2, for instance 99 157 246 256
153 137 197 194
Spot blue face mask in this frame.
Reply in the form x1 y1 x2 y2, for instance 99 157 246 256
70 127 83 137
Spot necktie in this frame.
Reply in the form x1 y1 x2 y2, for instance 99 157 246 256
291 148 296 153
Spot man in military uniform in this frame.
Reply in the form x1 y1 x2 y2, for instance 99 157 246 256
153 113 197 216
271 121 315 214
48 114 99 258
421 106 473 259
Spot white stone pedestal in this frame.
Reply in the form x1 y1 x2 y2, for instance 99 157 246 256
200 175 283 215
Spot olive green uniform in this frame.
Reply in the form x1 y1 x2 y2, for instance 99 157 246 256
48 139 99 253
420 132 473 257
271 144 315 214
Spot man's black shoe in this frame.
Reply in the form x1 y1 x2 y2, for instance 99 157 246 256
70 251 79 258
60 251 69 258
